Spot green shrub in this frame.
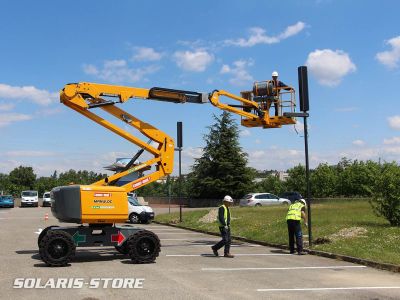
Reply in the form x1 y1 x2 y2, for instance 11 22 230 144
370 162 400 226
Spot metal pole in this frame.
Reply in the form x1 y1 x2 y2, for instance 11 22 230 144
303 116 312 247
179 147 182 222
177 121 183 222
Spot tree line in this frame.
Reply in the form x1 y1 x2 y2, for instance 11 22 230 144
0 167 105 197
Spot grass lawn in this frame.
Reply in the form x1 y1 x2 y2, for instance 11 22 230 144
155 199 400 266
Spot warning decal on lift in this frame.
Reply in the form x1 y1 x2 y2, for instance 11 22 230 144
94 193 111 197
132 176 151 189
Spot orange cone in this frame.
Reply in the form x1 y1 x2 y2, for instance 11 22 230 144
44 213 49 221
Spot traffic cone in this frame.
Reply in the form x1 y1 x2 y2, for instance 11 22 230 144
44 213 49 221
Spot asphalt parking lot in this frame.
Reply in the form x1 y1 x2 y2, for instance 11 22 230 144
0 205 399 300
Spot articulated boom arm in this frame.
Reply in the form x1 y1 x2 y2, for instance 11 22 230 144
60 82 177 193
60 81 296 192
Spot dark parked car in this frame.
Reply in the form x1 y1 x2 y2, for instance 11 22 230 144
0 195 14 208
279 191 304 203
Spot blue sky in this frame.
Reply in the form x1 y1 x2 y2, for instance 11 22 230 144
1 0 400 176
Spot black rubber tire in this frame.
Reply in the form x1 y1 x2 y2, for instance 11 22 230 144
127 230 161 264
255 203 262 207
37 226 59 248
115 242 129 255
129 213 140 224
39 230 75 267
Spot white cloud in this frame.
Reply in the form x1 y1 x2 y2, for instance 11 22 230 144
182 147 204 159
0 113 32 127
388 115 400 130
5 151 56 157
35 107 63 116
83 60 159 83
0 84 57 106
0 103 14 111
173 49 214 72
384 146 400 155
305 49 356 86
376 36 400 68
132 47 163 61
247 147 305 170
384 137 400 145
352 139 365 146
82 64 99 75
219 59 254 86
225 21 306 47
239 129 251 137
334 107 358 112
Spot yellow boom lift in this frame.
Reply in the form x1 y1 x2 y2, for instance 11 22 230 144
38 80 296 266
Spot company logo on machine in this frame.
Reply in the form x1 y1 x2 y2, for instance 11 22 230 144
132 176 151 189
93 199 112 204
92 206 115 209
94 193 111 197
128 163 148 174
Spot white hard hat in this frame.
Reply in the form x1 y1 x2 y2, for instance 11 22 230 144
299 199 307 206
272 71 279 77
223 195 234 203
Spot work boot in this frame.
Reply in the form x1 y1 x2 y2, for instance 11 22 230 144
224 253 234 258
211 247 219 257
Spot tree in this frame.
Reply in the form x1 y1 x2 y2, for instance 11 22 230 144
188 111 254 199
34 176 58 196
57 170 105 186
285 165 306 196
9 166 36 193
335 157 352 196
255 175 284 195
311 163 337 197
0 173 11 195
370 162 400 226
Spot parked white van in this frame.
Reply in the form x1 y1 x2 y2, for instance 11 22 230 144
21 190 39 207
127 195 154 224
42 192 51 207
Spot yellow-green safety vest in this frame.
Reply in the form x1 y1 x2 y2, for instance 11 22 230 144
286 202 304 221
218 204 230 226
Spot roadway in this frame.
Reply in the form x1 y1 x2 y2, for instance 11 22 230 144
0 205 399 299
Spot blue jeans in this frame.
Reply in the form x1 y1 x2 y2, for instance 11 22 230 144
287 220 303 253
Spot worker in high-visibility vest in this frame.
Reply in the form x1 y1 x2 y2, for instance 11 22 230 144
211 195 234 258
286 199 308 255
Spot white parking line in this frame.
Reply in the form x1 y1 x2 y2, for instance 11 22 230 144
154 232 202 235
167 254 292 257
202 266 367 271
135 226 173 229
187 244 261 247
136 228 175 230
161 238 219 241
257 287 400 292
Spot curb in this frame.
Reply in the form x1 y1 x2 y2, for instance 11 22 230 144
154 221 400 273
